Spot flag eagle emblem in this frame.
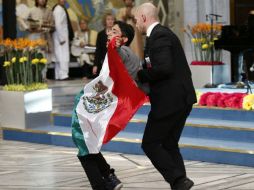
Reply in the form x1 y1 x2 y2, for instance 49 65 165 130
83 80 113 114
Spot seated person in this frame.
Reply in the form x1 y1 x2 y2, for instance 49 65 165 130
71 18 97 79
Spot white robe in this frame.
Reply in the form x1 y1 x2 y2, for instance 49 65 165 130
52 4 70 80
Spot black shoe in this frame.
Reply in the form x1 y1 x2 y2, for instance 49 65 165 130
172 177 194 190
104 169 123 190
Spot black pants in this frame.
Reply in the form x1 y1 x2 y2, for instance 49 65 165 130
78 152 110 190
82 62 93 78
142 105 192 187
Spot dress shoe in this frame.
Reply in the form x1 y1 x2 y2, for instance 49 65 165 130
172 177 194 190
104 169 123 190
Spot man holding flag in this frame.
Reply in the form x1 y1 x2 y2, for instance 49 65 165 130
72 21 147 190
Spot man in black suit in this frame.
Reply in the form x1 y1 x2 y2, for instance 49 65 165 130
134 3 196 190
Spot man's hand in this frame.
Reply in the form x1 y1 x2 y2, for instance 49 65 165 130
80 42 85 48
115 36 123 48
93 66 98 75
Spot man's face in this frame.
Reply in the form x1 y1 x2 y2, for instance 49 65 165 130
107 24 122 41
134 12 146 35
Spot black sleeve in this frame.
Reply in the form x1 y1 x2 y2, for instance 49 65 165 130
94 31 106 68
138 33 174 83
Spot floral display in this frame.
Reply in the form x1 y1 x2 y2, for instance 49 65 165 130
184 23 223 64
196 91 254 110
0 38 48 91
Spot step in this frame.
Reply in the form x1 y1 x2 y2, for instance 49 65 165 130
2 126 254 167
52 106 254 127
51 109 254 143
190 106 254 122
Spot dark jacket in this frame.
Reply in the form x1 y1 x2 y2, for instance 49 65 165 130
94 29 108 71
138 24 196 118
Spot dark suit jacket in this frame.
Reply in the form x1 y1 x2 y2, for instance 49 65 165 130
138 24 197 119
94 29 108 71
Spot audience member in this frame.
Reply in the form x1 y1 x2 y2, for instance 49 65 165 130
117 0 144 59
71 18 98 80
52 0 73 80
93 12 115 76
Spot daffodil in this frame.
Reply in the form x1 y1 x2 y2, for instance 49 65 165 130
31 58 39 64
19 57 25 63
3 61 11 67
23 56 28 62
40 58 48 64
191 38 197 43
11 57 16 63
19 56 28 63
202 44 209 49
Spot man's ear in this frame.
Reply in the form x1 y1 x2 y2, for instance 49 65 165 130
141 14 146 22
122 36 128 44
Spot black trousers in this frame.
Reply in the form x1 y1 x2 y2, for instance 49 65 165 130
142 105 192 187
78 152 110 190
82 62 93 78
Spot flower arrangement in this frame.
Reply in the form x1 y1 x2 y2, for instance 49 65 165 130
184 23 223 64
196 91 254 110
0 38 48 91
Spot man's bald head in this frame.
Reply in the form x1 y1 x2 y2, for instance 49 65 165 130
137 3 159 21
134 2 159 34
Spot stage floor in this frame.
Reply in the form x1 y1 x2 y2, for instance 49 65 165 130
1 140 254 190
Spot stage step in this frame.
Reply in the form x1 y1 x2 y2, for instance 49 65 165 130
3 125 254 167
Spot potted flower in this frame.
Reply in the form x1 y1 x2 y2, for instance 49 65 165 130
0 38 52 129
184 23 223 65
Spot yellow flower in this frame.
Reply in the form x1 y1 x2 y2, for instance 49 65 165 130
202 44 209 49
242 94 254 110
11 57 16 63
191 38 197 43
243 101 252 110
3 61 11 67
40 58 48 64
19 57 25 63
31 58 39 64
23 57 28 62
195 90 202 105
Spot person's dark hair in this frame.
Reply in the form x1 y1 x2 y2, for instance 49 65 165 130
35 0 48 7
102 12 115 27
114 20 134 46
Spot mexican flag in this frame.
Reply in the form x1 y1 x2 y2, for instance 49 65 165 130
72 39 148 156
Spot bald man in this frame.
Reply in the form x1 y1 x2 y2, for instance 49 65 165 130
134 3 196 190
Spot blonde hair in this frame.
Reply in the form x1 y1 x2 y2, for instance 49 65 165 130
102 12 116 27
